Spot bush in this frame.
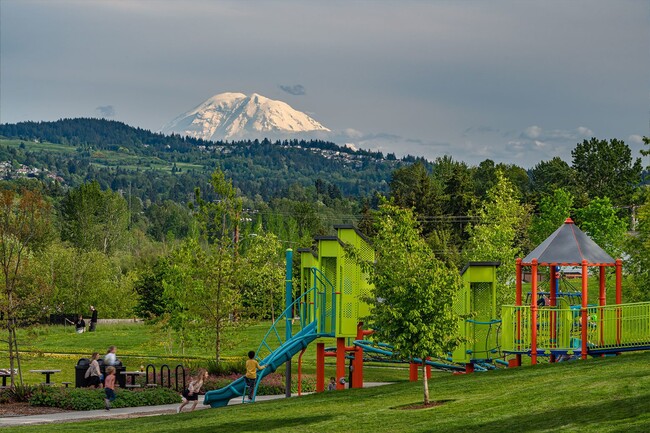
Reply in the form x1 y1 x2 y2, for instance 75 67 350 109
206 359 246 376
7 384 36 402
201 372 316 395
29 386 181 410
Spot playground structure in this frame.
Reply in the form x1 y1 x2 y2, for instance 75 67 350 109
203 225 503 408
203 218 650 408
501 218 650 364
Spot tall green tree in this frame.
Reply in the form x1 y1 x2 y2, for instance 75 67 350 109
530 189 574 245
576 197 627 258
571 138 643 207
60 181 129 254
0 188 51 386
463 172 531 308
164 169 244 361
352 202 462 405
626 190 650 300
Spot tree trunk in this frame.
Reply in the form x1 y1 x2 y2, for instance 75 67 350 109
422 361 430 405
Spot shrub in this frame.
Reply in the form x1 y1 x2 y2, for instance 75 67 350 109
29 386 181 410
206 359 246 376
201 372 316 395
7 384 36 402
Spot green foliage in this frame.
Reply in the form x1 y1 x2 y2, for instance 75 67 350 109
29 386 180 410
625 190 650 301
571 138 643 207
6 384 36 402
205 359 246 376
575 197 627 258
239 231 285 320
353 201 462 404
464 171 531 308
133 258 174 320
60 181 130 254
530 188 574 245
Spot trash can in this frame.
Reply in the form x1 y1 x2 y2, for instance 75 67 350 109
75 358 90 388
101 359 126 388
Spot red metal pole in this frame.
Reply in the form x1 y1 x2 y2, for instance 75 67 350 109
352 323 364 388
599 265 606 346
516 258 522 367
409 362 418 381
336 337 346 390
425 357 431 379
316 343 325 392
616 259 622 345
581 260 588 360
531 259 538 365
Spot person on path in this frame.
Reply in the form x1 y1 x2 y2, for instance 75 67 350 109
104 346 118 366
85 352 102 388
104 366 116 410
75 315 85 334
328 376 336 391
244 350 266 401
89 305 98 332
177 368 208 413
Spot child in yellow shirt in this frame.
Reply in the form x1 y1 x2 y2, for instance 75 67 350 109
245 350 265 401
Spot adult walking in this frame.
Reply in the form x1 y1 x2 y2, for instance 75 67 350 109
89 305 98 332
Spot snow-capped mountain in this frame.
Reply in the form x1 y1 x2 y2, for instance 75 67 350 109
160 92 330 141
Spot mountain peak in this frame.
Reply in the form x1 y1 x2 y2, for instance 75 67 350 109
161 92 329 141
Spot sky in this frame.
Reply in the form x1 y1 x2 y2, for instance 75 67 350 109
1 0 648 168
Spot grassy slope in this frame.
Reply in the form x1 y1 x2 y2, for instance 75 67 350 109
8 351 650 433
7 323 409 385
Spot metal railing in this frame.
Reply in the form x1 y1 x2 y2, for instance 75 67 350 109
501 302 650 354
255 267 337 362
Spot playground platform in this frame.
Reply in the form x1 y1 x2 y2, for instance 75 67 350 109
0 382 392 427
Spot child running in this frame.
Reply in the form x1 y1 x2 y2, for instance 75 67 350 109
177 368 208 413
245 351 266 401
104 366 116 410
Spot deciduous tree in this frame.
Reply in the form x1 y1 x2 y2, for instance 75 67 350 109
352 202 462 405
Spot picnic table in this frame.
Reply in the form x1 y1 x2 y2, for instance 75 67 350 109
120 370 145 388
29 369 61 385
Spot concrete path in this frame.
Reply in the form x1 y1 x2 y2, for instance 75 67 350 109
0 382 392 427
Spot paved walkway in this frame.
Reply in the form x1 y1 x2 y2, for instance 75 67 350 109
0 382 391 427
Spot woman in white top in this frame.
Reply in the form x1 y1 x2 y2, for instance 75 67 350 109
104 346 117 365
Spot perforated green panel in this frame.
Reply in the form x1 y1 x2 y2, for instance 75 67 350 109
471 282 493 358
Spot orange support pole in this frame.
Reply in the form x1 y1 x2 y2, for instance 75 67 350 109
616 258 622 345
599 265 606 346
425 357 431 379
516 258 523 367
352 323 364 388
581 260 589 360
409 362 418 382
336 338 346 390
531 259 538 365
316 343 325 392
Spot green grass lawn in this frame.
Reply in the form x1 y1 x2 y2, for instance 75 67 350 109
4 322 410 385
7 351 650 433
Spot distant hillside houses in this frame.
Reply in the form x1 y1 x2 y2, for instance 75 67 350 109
0 161 64 182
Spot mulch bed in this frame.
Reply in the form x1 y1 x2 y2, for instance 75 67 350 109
0 402 69 417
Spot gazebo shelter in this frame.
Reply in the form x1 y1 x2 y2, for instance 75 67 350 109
515 218 622 365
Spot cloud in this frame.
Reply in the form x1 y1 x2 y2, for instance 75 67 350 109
577 126 594 136
628 134 644 144
523 125 542 139
96 105 116 118
279 84 306 96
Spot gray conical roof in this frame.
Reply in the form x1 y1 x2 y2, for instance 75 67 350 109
522 218 615 266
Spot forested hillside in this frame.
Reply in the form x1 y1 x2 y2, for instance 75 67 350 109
0 118 404 203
